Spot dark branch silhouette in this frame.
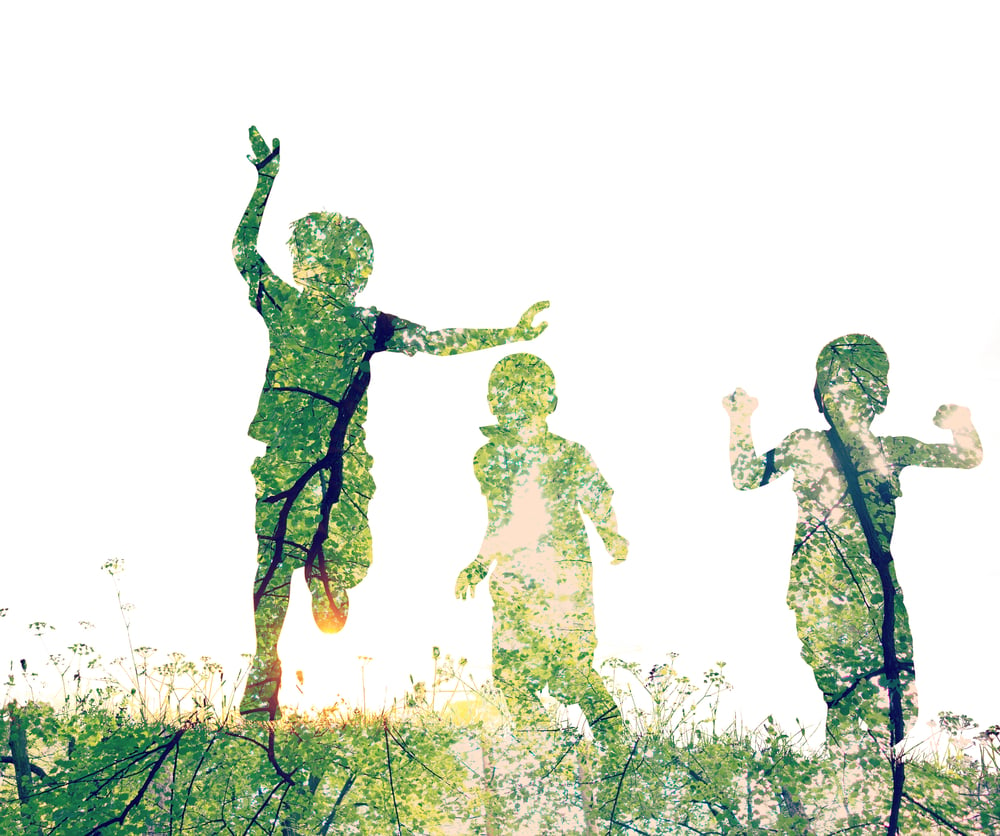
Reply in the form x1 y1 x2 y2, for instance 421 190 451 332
231 126 549 719
724 333 983 833
82 729 185 836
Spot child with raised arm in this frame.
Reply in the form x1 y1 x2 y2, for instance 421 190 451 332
722 334 982 754
456 353 628 750
233 128 549 718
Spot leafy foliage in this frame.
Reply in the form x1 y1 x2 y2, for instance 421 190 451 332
232 127 548 720
3 626 997 835
457 354 629 757
723 334 984 833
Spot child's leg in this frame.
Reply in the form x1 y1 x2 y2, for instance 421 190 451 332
578 669 625 747
493 646 550 730
251 544 295 663
241 453 314 718
550 661 625 748
551 658 630 818
305 461 374 633
797 589 917 749
241 543 294 719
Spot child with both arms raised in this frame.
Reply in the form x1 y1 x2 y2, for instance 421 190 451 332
723 334 983 753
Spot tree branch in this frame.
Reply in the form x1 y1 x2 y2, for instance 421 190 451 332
0 754 48 780
319 772 356 836
82 728 185 836
901 789 971 836
607 735 640 833
267 726 296 785
268 386 342 409
384 721 402 836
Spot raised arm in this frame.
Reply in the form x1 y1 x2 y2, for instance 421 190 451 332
890 404 984 469
391 301 549 357
232 126 292 320
722 388 797 490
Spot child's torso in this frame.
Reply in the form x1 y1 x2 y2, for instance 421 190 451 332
788 429 902 591
479 431 596 584
250 299 381 453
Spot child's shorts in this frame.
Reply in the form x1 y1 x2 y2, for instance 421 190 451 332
252 443 375 590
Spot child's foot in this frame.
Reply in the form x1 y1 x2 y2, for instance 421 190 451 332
240 657 282 720
306 568 349 634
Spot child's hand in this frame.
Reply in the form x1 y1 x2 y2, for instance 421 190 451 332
605 533 629 564
455 574 475 600
455 564 485 600
247 126 280 177
513 301 550 341
933 404 973 431
722 388 758 419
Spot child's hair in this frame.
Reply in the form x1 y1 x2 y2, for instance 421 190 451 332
287 212 374 273
488 353 558 424
813 334 890 415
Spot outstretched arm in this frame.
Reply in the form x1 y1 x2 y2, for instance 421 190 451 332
389 301 549 356
891 405 984 469
232 126 292 320
722 388 795 490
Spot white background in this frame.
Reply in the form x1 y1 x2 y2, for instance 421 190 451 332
2 3 998 743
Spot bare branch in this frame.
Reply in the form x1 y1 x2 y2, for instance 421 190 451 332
82 728 185 836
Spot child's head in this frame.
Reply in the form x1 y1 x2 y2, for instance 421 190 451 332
288 212 374 300
813 334 890 427
488 354 558 428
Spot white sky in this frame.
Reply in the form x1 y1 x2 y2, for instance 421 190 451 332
2 4 998 743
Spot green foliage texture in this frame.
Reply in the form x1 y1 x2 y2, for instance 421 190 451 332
3 627 997 835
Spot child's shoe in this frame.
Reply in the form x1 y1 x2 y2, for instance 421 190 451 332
305 562 349 634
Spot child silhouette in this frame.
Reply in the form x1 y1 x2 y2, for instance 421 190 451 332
723 335 982 751
233 128 549 718
456 353 628 749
